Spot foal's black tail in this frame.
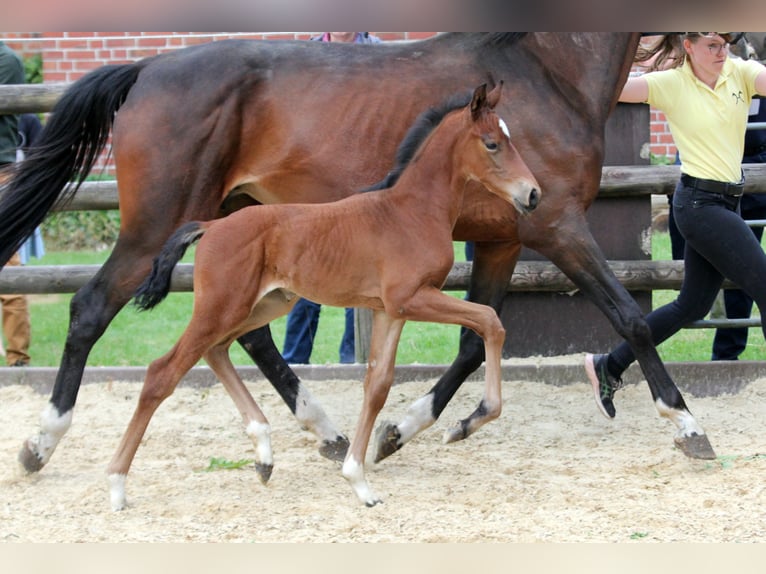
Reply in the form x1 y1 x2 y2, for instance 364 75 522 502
0 61 148 268
133 222 207 311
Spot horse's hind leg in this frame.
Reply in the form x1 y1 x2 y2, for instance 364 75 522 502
204 343 274 483
19 242 157 473
541 222 715 460
374 242 518 462
237 325 350 461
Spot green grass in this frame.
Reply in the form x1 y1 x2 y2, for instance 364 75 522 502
22 235 763 367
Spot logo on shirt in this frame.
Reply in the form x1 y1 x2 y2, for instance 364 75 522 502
732 90 745 104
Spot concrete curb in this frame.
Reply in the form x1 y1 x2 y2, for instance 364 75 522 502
1 359 764 398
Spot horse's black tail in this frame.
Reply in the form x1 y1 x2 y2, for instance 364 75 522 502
133 222 207 311
0 62 147 268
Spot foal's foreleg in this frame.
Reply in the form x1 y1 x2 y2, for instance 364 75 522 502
204 344 273 483
342 312 404 507
375 243 517 462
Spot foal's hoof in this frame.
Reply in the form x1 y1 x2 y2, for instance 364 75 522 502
18 440 44 473
254 462 274 484
674 433 716 460
373 421 401 463
318 435 350 462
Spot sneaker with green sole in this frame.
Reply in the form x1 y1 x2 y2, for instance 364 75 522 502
584 353 623 419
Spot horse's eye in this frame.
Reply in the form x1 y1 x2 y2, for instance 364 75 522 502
485 141 499 152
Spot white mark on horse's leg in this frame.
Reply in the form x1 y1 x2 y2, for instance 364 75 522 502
294 384 345 444
109 473 127 511
655 398 706 438
342 456 381 507
395 394 437 444
24 403 73 468
245 420 273 467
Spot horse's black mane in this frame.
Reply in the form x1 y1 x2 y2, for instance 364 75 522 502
482 32 527 46
361 91 473 192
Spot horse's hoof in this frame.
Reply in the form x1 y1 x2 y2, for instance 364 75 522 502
18 440 44 473
674 433 716 460
443 421 468 445
373 421 401 463
318 435 350 462
365 498 384 508
255 462 273 484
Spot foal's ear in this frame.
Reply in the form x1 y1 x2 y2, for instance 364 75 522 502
470 83 489 120
486 81 503 108
470 81 503 121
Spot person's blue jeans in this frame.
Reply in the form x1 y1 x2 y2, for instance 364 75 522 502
282 298 355 364
609 179 766 375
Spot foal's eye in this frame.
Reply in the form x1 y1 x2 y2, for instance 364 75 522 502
484 140 499 152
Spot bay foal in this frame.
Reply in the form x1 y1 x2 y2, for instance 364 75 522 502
107 84 540 509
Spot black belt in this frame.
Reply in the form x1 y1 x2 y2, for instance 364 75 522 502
680 174 745 196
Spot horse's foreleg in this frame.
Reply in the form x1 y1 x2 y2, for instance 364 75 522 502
543 228 715 460
237 325 349 461
374 242 519 462
19 254 152 473
204 344 273 483
342 312 404 507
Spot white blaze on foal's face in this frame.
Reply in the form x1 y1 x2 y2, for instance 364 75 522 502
498 117 510 140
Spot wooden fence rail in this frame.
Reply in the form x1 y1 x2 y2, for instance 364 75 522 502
2 84 766 333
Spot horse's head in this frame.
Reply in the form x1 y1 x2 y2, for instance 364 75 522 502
729 32 766 62
463 83 540 215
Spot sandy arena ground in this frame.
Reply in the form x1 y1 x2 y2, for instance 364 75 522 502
1 373 765 542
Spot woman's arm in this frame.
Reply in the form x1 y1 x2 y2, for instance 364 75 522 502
619 76 649 103
755 65 766 97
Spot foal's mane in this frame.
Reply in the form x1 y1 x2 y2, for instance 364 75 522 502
362 91 473 192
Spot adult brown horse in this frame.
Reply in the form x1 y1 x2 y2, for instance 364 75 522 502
0 33 715 476
108 83 539 508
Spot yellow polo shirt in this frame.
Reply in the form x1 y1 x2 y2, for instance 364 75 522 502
645 57 763 183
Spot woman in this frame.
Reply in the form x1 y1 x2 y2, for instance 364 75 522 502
586 33 766 418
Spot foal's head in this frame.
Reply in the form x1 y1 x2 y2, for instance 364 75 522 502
363 82 540 215
459 83 540 215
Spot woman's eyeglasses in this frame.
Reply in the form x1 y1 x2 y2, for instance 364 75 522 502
705 41 729 56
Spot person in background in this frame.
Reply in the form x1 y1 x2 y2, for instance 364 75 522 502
0 41 34 366
711 94 766 360
281 32 381 365
584 33 766 418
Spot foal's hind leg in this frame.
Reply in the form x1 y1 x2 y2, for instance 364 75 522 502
237 325 350 461
375 242 517 462
204 344 273 483
237 291 349 460
107 341 203 510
